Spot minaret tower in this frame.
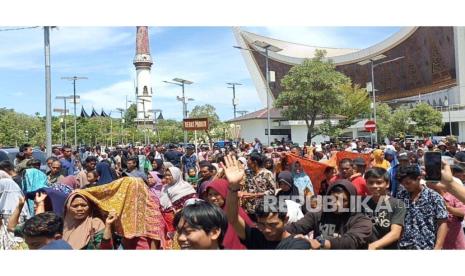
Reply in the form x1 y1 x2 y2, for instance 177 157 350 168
134 26 154 126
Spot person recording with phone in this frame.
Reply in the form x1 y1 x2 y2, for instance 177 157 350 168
396 165 448 249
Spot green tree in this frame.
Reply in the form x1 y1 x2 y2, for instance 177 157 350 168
274 50 358 142
318 83 371 138
123 103 137 128
386 107 413 139
189 104 221 144
410 102 443 137
374 103 392 141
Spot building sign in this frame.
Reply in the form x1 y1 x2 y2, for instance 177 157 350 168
183 118 209 130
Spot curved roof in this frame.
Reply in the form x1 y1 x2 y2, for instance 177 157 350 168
233 26 420 106
236 27 418 66
240 30 359 64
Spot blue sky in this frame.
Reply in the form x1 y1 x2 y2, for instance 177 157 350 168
0 26 400 121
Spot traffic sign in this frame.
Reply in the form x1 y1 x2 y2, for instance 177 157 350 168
365 120 376 132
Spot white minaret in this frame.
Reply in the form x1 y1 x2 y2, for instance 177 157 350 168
134 26 154 124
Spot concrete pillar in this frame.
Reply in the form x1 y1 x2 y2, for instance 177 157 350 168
352 128 358 139
459 121 465 142
453 27 465 105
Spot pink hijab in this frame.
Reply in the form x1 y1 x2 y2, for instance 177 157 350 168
205 179 254 249
60 176 79 189
148 171 163 199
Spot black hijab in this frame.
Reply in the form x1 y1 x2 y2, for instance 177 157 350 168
276 171 300 197
152 159 164 174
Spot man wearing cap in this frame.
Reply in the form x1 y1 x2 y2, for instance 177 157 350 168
437 141 447 155
165 144 182 168
181 145 198 178
388 152 411 198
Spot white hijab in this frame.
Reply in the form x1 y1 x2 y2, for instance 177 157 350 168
0 178 31 221
161 167 196 205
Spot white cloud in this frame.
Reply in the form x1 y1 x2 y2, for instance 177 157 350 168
79 80 134 111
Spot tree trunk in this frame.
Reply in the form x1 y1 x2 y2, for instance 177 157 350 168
305 112 317 144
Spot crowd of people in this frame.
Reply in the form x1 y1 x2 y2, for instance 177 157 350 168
1 137 465 250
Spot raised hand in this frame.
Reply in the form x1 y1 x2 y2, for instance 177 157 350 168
221 155 245 186
105 210 118 225
34 192 47 205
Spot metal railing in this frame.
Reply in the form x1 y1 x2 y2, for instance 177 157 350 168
432 104 464 112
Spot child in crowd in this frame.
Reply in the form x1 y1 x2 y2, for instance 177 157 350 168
186 168 199 190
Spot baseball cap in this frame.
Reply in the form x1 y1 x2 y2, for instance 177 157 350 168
398 152 409 161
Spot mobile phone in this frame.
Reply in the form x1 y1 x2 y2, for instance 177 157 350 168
424 151 442 181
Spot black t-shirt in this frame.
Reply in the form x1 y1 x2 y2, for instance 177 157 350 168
240 225 280 249
363 197 406 249
240 225 310 250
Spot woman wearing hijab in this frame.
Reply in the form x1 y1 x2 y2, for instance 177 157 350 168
371 149 390 170
1 178 29 250
59 176 79 190
205 179 254 249
62 192 106 249
276 171 305 223
147 171 164 200
152 159 164 174
96 161 118 185
77 177 166 249
276 171 300 198
291 161 314 196
159 167 196 243
160 167 197 212
21 168 48 216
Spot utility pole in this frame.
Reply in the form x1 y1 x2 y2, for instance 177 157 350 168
164 78 193 145
138 98 151 145
44 27 52 157
115 108 125 145
227 82 242 118
61 76 87 149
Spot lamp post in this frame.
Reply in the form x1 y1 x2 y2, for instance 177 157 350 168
149 109 163 144
164 78 193 144
53 108 69 145
61 76 87 149
115 108 125 145
44 27 52 157
55 95 73 145
227 82 242 118
234 41 282 146
358 55 404 144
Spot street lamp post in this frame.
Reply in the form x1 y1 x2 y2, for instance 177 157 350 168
149 109 163 144
164 78 193 145
227 82 242 118
44 27 53 157
61 76 87 149
115 108 125 145
55 96 73 144
234 42 282 146
358 55 404 144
